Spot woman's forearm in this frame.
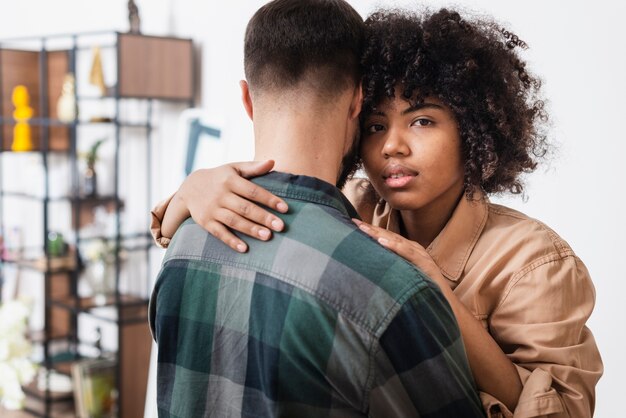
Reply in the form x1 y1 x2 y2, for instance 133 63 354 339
439 284 523 412
352 220 525 412
161 192 191 239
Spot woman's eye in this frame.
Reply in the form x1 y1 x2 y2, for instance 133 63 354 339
413 118 433 127
366 123 385 133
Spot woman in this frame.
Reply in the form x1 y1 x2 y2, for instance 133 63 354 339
152 9 602 417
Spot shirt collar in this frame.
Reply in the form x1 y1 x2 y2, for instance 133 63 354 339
252 171 360 220
375 190 488 282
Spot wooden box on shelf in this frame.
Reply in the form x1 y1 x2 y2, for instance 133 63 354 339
71 196 124 229
0 48 70 151
118 33 193 101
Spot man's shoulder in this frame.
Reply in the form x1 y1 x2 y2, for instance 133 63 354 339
163 217 232 264
267 200 439 334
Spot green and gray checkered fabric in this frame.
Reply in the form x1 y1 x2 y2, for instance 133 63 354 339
150 172 484 418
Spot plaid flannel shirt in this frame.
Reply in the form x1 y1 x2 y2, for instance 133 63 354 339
150 172 484 418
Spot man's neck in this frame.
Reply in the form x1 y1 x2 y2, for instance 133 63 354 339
252 100 351 186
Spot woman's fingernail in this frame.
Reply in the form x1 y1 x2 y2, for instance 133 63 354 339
236 243 247 253
258 229 270 239
271 219 283 231
378 238 389 246
277 202 288 212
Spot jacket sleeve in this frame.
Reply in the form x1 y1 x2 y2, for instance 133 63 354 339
484 254 603 417
150 193 174 248
368 285 485 417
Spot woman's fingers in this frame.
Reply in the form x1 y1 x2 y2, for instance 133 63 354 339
352 219 421 262
232 159 275 178
205 220 248 253
215 207 274 241
229 171 288 216
223 194 284 234
353 218 389 240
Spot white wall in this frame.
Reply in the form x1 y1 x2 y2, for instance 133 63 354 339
1 1 624 416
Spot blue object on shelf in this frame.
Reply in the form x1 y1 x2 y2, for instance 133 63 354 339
185 118 221 176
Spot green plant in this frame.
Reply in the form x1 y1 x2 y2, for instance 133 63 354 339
84 138 107 168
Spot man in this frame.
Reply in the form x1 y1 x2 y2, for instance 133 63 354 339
149 1 484 416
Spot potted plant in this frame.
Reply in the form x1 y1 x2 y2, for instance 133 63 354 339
82 138 107 197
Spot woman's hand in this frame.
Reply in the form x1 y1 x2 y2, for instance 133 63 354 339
352 219 445 286
166 160 289 252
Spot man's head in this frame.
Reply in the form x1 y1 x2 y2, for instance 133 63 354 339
241 0 365 188
244 0 364 98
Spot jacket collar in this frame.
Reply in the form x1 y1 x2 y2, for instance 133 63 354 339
373 191 488 282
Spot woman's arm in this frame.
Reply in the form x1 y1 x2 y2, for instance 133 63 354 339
158 160 288 251
485 256 602 417
354 219 602 417
354 220 523 412
152 163 377 252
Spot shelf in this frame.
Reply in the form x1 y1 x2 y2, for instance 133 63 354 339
0 149 69 155
0 191 123 204
0 192 72 202
0 30 188 418
1 254 77 273
0 193 125 230
78 231 151 243
50 294 148 323
22 381 73 403
28 329 72 344
0 116 151 128
1 233 153 272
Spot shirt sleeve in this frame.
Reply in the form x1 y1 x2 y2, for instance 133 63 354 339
368 285 485 418
485 254 603 418
150 193 174 248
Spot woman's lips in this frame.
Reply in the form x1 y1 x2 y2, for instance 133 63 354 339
385 174 415 188
382 164 418 188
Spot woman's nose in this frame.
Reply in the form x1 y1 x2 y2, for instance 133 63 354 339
382 131 410 158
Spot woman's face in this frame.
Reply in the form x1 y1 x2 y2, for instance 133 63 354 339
360 92 465 212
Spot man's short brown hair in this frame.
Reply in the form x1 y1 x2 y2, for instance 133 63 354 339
244 0 364 96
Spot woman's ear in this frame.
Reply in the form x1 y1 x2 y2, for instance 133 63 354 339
240 80 253 120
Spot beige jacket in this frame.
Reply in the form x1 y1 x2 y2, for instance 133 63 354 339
344 179 602 418
151 178 602 418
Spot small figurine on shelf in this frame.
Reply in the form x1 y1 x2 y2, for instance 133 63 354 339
81 138 107 197
11 85 34 152
84 239 117 306
94 326 103 355
57 73 78 123
89 46 107 96
128 0 141 34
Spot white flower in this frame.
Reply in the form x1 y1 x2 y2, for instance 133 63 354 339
0 299 36 410
0 299 30 336
11 357 37 385
0 363 26 410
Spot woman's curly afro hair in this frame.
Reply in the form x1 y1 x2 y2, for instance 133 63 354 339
360 8 549 197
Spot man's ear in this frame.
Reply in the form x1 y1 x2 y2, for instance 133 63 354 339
240 80 253 120
349 82 363 120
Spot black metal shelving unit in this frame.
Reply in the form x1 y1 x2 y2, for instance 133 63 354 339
0 31 194 417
